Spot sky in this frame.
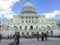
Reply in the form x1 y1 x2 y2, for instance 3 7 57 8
0 0 60 20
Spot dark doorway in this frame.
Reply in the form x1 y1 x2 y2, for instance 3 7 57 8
30 26 33 30
25 26 27 30
51 31 53 36
46 31 49 36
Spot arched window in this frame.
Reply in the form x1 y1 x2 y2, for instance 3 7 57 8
47 25 50 30
39 28 40 30
51 31 53 36
32 17 33 19
14 26 17 28
29 17 30 19
22 32 25 36
25 26 27 29
26 21 28 23
26 32 29 36
46 31 49 35
36 32 39 34
30 26 33 30
7 25 9 27
32 20 33 23
36 16 38 18
31 32 34 36
26 17 28 19
29 20 30 23
36 26 38 29
20 26 22 29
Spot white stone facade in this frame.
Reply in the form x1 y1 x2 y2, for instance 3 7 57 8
0 0 60 36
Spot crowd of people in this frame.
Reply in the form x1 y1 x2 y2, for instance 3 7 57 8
9 32 48 45
0 32 48 45
36 32 48 41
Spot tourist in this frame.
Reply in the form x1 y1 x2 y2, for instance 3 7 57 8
7 35 9 39
0 33 2 42
41 32 44 41
44 33 48 41
36 32 40 41
13 32 20 45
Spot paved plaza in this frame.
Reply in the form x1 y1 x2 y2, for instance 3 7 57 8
0 38 60 45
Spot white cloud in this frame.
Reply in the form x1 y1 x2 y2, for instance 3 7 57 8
4 13 16 19
0 0 60 20
0 0 20 19
43 10 60 19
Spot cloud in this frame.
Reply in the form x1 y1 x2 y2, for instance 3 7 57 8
43 10 60 19
4 13 16 19
0 0 20 19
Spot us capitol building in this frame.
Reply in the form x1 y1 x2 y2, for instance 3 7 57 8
0 0 60 37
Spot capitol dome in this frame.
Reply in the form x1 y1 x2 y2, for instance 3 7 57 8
21 0 36 13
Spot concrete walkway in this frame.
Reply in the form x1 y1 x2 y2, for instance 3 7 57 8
0 38 60 45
